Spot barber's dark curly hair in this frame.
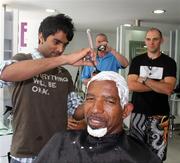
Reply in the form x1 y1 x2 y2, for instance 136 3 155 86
38 13 75 42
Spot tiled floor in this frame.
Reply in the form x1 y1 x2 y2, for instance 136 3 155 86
165 130 180 163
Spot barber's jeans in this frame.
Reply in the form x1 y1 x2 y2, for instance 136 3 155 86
129 113 169 161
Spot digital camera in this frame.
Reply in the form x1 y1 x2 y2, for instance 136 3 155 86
97 45 106 51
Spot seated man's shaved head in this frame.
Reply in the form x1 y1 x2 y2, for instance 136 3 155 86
85 71 132 137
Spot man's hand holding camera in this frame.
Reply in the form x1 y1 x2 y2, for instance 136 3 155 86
97 41 116 55
97 41 111 52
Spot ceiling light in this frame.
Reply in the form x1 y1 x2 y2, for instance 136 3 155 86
123 24 131 27
46 9 56 13
153 9 166 14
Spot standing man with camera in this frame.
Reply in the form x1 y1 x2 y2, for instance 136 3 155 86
81 33 129 85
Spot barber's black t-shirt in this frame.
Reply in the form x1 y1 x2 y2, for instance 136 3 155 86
128 53 176 116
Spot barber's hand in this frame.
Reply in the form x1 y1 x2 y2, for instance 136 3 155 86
65 48 97 66
67 117 87 130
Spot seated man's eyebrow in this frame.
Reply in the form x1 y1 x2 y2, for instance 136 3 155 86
105 96 118 102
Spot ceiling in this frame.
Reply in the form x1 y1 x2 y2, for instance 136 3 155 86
1 0 180 31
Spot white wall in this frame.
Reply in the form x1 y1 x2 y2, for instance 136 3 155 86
0 6 5 121
18 11 47 53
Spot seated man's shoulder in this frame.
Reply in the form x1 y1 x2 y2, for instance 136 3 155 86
125 134 161 163
53 130 83 141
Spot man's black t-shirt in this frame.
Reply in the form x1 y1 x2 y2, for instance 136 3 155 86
128 53 176 116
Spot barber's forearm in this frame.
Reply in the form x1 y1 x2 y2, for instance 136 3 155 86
1 56 66 82
1 48 95 82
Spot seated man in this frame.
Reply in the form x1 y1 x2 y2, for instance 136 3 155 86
34 71 161 163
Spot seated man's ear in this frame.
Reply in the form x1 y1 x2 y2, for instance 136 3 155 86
122 103 134 119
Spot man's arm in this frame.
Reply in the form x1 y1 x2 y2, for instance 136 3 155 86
101 41 129 68
128 74 176 95
128 74 152 92
144 77 176 96
73 103 85 120
0 48 95 82
110 48 129 68
67 117 86 130
82 78 91 86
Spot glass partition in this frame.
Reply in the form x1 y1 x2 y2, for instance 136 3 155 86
0 5 14 135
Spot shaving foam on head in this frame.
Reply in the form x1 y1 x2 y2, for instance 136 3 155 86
87 71 129 108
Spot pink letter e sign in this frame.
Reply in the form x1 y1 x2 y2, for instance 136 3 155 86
20 22 27 47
